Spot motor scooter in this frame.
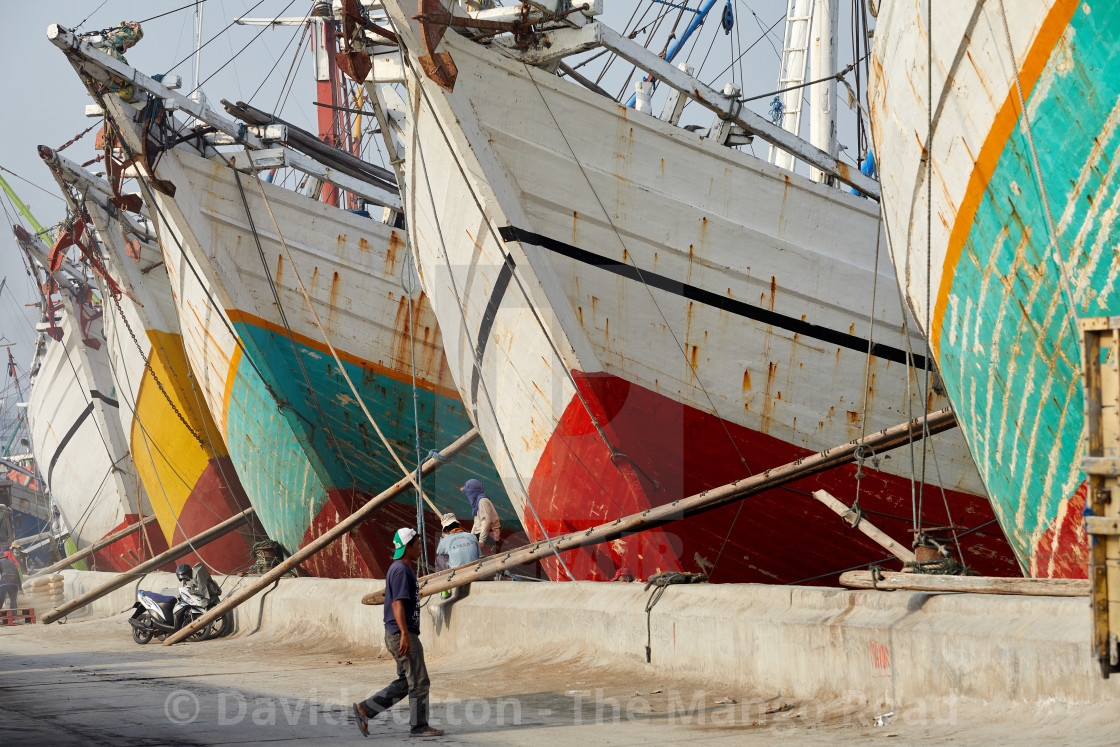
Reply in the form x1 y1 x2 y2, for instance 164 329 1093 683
127 562 228 644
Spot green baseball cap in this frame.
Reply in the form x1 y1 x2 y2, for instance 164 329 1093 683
392 527 418 559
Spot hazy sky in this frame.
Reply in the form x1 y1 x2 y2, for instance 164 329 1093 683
0 0 864 403
0 1 332 364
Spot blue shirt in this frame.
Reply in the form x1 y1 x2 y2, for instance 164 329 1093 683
436 530 480 568
383 559 420 635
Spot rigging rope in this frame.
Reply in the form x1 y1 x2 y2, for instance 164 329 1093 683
0 165 66 203
783 513 999 587
83 1 211 33
881 212 966 558
110 295 205 447
56 123 100 153
74 0 110 32
853 210 885 515
248 11 309 105
227 165 362 493
162 0 270 77
864 63 927 548
919 0 934 538
644 571 706 662
187 0 301 98
596 3 654 85
741 56 864 103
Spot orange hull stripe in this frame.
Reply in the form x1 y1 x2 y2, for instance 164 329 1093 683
931 0 1080 354
222 343 243 430
223 308 461 401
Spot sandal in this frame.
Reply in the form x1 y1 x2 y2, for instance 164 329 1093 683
410 727 445 737
352 703 369 738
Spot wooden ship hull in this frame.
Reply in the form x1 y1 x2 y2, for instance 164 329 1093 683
43 148 262 574
48 27 513 577
870 0 1117 577
23 281 168 572
374 1 1020 583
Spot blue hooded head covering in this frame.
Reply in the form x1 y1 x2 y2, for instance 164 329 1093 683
461 479 486 515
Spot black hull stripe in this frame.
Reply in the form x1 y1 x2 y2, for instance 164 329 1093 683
471 257 516 404
498 225 927 370
45 390 120 490
90 389 120 409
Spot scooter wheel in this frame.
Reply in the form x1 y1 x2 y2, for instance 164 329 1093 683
206 611 233 640
132 612 154 645
184 610 213 642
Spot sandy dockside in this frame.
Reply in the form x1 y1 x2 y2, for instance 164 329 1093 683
1 571 1118 744
0 615 1109 745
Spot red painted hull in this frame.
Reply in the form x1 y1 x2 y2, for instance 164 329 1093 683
90 514 173 573
298 490 445 578
171 457 264 574
1031 482 1089 579
523 372 1020 584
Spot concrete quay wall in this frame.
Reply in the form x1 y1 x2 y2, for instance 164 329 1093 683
55 571 1119 708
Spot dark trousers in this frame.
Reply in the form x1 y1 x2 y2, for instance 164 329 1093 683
0 583 17 609
361 630 431 732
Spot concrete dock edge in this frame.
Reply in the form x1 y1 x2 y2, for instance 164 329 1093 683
54 571 1120 710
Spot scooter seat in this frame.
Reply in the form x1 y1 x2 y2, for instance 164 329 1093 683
139 590 176 604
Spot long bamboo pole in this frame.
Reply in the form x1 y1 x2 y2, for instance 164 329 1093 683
162 428 479 645
840 570 1089 597
25 515 159 582
363 408 958 605
0 171 47 235
39 508 255 624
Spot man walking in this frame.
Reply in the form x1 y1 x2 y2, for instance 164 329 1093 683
353 528 444 738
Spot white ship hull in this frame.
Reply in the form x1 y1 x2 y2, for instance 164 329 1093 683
80 86 509 577
381 2 1020 582
43 152 263 574
26 296 165 571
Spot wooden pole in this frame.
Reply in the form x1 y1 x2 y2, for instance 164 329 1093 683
363 408 958 605
162 428 479 645
811 489 916 563
39 508 255 624
839 570 1089 597
24 514 160 581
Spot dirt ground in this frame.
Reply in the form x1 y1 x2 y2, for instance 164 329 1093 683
0 612 1113 745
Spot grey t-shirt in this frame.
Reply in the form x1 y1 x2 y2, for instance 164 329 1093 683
436 530 480 568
